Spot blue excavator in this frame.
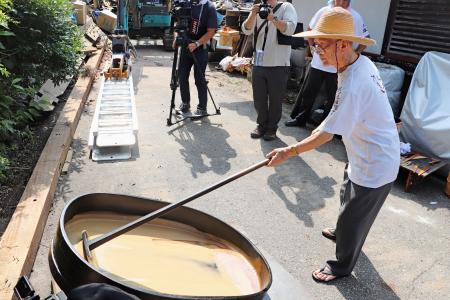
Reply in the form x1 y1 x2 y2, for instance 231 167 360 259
101 0 173 51
127 0 174 49
104 0 173 78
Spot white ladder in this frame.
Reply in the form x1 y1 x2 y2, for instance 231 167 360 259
88 74 138 161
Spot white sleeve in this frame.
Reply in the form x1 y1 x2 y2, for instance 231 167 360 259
362 22 370 37
321 88 359 136
281 3 298 35
352 11 370 38
242 18 256 35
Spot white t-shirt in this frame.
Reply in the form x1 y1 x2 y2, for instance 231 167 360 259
321 55 400 188
309 5 370 73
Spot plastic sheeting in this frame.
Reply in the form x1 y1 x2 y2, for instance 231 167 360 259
375 62 405 116
400 51 450 160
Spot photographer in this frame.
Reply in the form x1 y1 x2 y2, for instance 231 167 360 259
173 0 217 116
242 0 297 141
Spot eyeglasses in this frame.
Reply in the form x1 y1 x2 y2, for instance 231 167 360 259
312 42 335 55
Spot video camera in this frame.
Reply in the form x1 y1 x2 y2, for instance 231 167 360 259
171 0 199 28
170 0 200 47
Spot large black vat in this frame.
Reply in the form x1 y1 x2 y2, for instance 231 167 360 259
49 193 272 299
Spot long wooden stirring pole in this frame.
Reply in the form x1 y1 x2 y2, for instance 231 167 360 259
82 159 270 261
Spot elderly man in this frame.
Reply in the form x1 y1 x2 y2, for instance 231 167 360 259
286 0 370 127
266 7 400 282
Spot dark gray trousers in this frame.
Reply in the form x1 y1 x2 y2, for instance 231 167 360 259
251 66 289 133
290 67 337 122
179 47 208 110
326 168 393 276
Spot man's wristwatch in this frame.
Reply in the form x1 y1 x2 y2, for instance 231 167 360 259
195 41 201 48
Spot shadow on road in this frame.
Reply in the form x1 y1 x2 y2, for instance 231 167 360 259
329 252 400 300
389 172 450 211
258 139 337 227
56 136 88 203
168 119 237 178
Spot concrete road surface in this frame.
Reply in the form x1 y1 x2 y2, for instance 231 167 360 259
30 42 450 300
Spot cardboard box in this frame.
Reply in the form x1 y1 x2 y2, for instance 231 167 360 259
97 10 117 33
73 1 87 25
218 29 240 47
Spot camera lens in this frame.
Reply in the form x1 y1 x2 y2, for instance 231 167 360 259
258 1 270 20
258 7 269 19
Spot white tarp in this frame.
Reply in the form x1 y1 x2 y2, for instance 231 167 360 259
400 51 450 160
375 62 405 116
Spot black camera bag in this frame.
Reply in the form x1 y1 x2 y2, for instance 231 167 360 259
277 22 305 47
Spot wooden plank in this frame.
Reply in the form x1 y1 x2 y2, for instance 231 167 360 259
61 148 74 175
0 44 106 300
84 37 98 54
85 20 107 47
400 152 448 192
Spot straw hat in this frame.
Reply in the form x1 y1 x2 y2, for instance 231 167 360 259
294 7 375 46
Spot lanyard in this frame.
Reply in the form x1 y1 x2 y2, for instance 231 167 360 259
198 4 204 21
262 24 269 51
192 4 204 24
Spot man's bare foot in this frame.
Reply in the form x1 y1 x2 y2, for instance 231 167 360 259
312 266 338 283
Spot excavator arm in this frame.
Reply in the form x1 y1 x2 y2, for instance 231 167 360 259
104 0 136 79
116 0 129 33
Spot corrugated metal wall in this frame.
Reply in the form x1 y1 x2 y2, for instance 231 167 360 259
383 0 450 62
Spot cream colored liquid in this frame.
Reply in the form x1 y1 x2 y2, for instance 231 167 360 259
65 212 262 296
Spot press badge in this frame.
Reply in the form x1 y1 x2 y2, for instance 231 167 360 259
254 50 264 66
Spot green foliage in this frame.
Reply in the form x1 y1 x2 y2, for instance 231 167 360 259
0 0 13 78
0 154 9 182
0 0 14 182
5 0 83 86
0 0 11 75
0 78 36 139
0 0 11 27
0 0 83 182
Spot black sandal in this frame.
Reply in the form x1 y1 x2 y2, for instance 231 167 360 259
322 227 336 241
312 266 346 283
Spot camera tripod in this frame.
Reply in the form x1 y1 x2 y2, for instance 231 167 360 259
166 29 221 126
